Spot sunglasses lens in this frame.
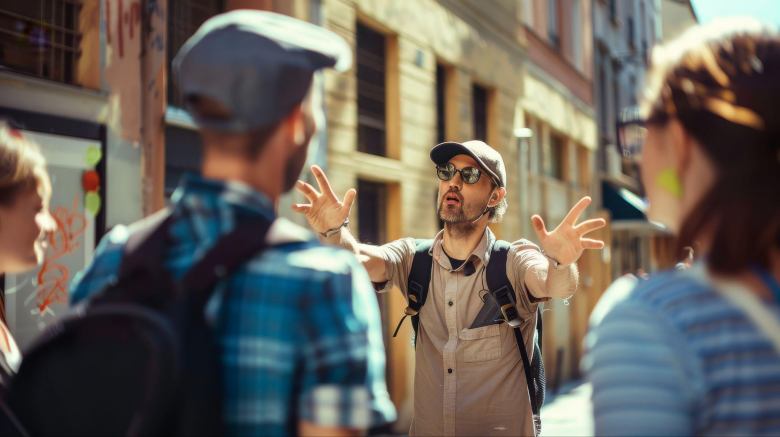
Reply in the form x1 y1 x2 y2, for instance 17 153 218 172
461 167 481 184
436 163 455 181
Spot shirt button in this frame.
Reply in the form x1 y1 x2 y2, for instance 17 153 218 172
447 368 453 374
448 300 454 307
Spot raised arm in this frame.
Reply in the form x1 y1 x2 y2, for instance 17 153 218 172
292 165 388 282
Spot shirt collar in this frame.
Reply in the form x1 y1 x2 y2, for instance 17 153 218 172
431 226 496 272
170 174 276 224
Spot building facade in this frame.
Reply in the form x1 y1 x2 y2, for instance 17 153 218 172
514 0 608 385
592 0 684 284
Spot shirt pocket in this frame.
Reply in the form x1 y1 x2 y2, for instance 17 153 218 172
459 323 502 362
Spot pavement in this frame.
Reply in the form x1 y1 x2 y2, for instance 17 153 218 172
540 381 594 437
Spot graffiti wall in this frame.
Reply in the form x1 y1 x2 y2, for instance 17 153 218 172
4 130 99 349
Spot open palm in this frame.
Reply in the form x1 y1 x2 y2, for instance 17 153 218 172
292 165 356 234
531 197 606 266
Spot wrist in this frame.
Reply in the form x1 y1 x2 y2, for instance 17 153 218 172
319 218 349 238
541 250 567 270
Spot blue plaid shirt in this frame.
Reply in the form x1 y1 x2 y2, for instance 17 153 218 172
71 176 396 436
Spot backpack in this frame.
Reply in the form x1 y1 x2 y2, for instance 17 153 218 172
393 239 545 433
0 209 272 436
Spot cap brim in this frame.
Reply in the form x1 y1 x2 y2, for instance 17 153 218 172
430 142 502 186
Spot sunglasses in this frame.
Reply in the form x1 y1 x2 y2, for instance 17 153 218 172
435 163 484 184
617 109 669 159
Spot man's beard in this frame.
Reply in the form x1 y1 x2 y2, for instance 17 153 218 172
437 191 488 237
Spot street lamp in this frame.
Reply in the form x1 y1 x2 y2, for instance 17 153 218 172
514 127 534 171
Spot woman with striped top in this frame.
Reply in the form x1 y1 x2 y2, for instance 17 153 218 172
584 18 780 436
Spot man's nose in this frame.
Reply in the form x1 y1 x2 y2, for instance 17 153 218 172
448 172 464 190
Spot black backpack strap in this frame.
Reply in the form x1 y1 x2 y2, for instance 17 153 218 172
392 239 434 345
180 218 273 308
119 208 175 281
486 240 541 416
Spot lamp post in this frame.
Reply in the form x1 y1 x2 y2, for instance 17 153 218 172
514 127 534 236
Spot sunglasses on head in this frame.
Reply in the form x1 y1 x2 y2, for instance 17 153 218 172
435 162 484 184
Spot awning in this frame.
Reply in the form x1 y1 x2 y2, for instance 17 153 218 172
602 181 647 221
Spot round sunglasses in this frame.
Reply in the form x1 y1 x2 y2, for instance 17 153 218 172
435 162 483 184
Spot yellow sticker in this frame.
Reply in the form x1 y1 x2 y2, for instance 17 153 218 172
85 146 102 167
85 192 101 216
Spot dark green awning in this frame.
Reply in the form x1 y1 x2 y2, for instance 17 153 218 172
602 181 646 221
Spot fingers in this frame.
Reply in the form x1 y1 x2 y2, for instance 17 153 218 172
562 196 592 226
531 215 548 239
295 180 319 202
291 203 312 214
342 188 357 212
574 218 607 236
311 165 337 200
581 238 605 250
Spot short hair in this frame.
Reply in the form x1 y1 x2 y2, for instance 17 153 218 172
0 121 50 206
187 95 280 158
487 183 508 223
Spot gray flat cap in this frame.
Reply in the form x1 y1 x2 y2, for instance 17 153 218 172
173 10 352 132
430 140 506 187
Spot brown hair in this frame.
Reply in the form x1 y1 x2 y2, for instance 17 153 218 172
187 95 283 159
643 18 780 274
0 121 50 207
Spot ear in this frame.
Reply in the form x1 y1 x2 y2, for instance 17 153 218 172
280 103 306 146
488 187 507 208
667 119 694 174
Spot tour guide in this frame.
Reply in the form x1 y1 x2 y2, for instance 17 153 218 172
293 139 606 436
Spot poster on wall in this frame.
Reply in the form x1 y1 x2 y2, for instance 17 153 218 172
4 130 100 350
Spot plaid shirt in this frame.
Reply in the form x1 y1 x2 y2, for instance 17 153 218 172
71 176 396 436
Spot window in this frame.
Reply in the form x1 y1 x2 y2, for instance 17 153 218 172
357 180 387 245
0 1 82 84
356 22 387 156
547 134 565 180
640 2 648 63
165 0 221 197
608 0 618 23
472 84 488 141
627 17 636 50
168 0 223 108
597 57 610 172
571 0 582 68
436 64 447 144
547 0 559 48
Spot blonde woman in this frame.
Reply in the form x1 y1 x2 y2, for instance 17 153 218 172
0 122 55 384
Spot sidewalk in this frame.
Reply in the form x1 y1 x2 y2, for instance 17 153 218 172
540 381 593 437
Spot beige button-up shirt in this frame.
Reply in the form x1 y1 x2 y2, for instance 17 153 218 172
378 227 577 436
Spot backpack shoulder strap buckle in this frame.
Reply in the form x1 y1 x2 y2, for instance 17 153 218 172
492 284 523 328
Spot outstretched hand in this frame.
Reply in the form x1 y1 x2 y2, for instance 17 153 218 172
531 196 606 266
292 165 356 235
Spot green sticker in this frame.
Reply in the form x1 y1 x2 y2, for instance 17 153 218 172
85 192 101 216
85 146 102 167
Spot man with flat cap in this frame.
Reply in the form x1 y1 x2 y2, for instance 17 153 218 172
71 10 395 436
294 140 606 436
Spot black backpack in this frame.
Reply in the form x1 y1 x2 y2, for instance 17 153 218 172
0 209 272 436
393 239 545 432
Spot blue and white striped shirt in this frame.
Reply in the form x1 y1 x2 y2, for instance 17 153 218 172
584 269 780 436
70 175 396 436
